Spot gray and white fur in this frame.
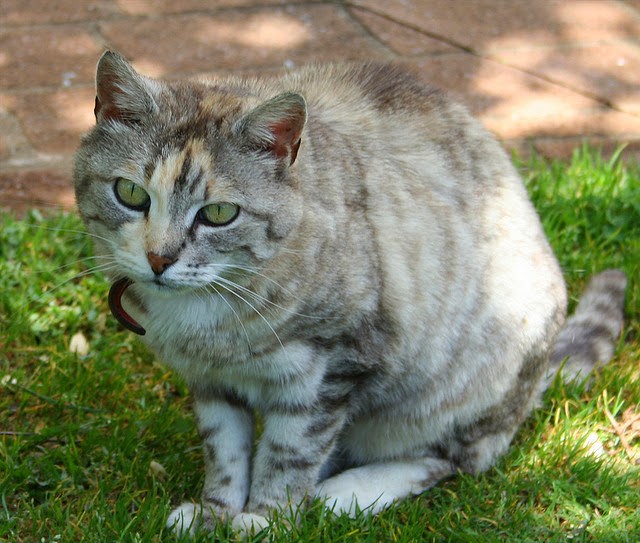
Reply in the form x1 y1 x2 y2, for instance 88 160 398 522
74 51 627 536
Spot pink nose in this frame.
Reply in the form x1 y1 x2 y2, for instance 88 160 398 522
146 252 176 275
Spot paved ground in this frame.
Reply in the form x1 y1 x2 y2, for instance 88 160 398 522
2 0 640 214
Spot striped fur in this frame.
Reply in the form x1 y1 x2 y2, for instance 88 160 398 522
547 269 627 385
74 52 626 536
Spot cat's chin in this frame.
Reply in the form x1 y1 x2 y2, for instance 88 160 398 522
139 278 193 298
109 276 199 335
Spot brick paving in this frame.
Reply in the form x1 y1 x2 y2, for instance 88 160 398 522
1 0 639 213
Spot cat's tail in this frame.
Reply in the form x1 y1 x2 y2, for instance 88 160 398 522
546 269 627 388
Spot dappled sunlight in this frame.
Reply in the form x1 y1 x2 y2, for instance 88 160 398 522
488 42 640 117
472 59 593 121
195 13 310 51
484 0 636 51
51 90 95 135
463 0 640 144
116 0 156 16
235 14 310 49
617 92 640 116
131 58 169 78
556 0 637 42
52 32 97 58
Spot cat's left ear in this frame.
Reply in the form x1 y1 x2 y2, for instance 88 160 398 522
235 93 307 166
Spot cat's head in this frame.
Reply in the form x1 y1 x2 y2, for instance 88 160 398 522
74 51 307 297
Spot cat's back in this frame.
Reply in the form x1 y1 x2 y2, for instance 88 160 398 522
279 63 473 145
287 63 565 376
283 63 447 116
277 63 521 212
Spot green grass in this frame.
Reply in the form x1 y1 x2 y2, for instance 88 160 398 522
1 146 639 542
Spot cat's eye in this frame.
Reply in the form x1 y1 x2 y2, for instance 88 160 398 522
114 178 150 211
198 203 240 226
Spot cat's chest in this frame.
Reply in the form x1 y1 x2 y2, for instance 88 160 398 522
124 290 325 407
124 288 285 374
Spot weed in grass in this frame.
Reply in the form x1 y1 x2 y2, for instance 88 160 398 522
1 147 639 542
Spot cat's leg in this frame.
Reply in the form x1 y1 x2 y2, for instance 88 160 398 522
232 404 346 536
315 456 455 517
167 395 254 537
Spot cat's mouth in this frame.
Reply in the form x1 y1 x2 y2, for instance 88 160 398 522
108 278 146 336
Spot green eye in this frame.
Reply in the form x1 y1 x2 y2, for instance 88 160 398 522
198 203 240 226
114 178 150 210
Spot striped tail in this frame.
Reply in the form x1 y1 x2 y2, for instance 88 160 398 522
547 269 627 387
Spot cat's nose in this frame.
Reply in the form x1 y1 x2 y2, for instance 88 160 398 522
146 252 177 275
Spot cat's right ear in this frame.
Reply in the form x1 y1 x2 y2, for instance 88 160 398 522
94 51 159 124
234 93 307 166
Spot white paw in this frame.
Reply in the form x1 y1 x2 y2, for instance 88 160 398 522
166 502 200 537
317 474 393 518
317 460 454 517
317 489 359 518
232 512 270 538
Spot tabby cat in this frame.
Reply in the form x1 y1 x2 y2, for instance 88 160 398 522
74 51 627 536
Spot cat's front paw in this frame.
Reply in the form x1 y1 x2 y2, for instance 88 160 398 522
167 502 199 537
166 502 218 537
231 512 270 539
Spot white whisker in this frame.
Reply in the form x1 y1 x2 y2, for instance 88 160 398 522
221 264 299 297
211 278 291 365
200 284 255 362
31 254 114 275
214 276 319 321
21 222 115 246
215 267 325 321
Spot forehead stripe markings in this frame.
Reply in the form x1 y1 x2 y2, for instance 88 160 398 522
180 140 211 197
149 148 187 192
173 149 192 192
148 141 211 204
183 142 208 197
187 164 205 197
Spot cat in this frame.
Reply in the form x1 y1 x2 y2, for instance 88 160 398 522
74 51 627 537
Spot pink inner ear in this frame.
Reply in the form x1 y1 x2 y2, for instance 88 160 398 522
94 94 122 123
268 116 305 164
94 80 126 123
269 121 295 159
